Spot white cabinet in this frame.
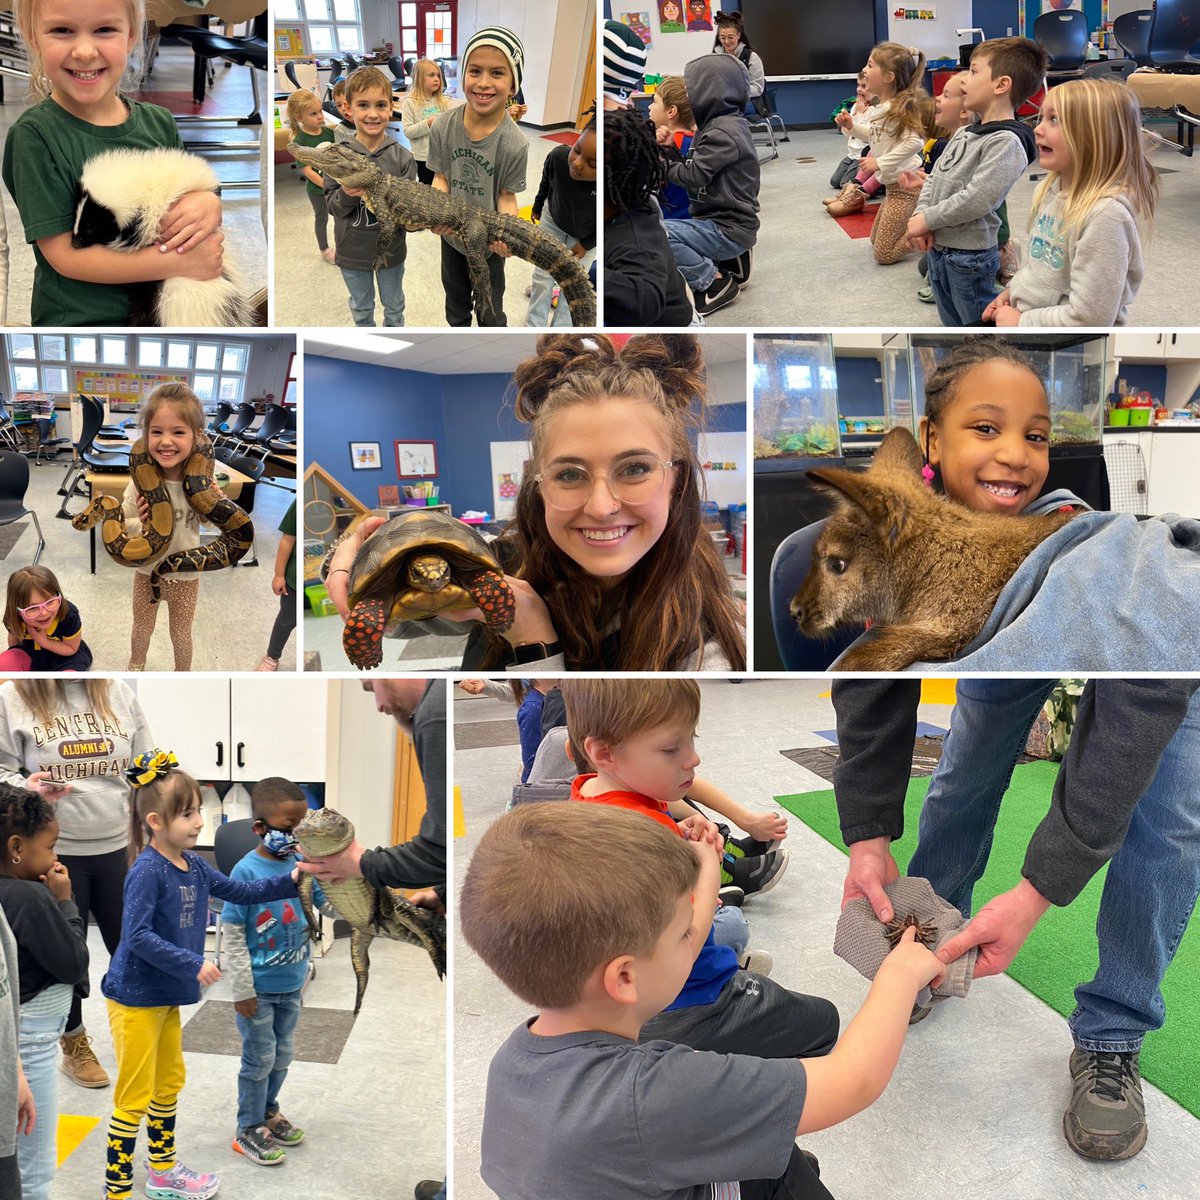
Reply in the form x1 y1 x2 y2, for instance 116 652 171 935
1146 434 1200 518
1113 332 1200 361
136 679 329 781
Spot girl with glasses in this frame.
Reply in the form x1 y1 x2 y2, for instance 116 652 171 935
326 334 746 671
2 566 92 673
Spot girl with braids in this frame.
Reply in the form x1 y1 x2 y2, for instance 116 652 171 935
327 334 746 670
0 678 154 1092
100 753 300 1200
830 42 927 264
0 784 90 1200
603 107 695 326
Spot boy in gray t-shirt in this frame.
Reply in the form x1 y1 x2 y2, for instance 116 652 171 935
427 26 528 326
461 803 945 1199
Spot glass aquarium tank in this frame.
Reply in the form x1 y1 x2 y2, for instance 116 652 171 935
753 334 840 467
907 333 1108 444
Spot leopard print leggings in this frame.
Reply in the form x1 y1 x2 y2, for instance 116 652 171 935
870 184 922 266
129 573 200 671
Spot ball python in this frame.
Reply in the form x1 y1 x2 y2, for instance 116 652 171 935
72 434 254 601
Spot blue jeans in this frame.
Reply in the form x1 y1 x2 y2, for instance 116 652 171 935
17 1009 68 1200
235 989 303 1131
340 263 406 326
927 244 1000 327
712 904 750 957
663 217 746 291
525 210 595 328
910 680 1200 1052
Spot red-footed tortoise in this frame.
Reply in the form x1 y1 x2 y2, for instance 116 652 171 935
342 510 516 669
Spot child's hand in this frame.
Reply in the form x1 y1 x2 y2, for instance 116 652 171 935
272 574 289 597
908 232 934 252
655 124 672 145
834 110 853 129
993 304 1021 327
27 771 70 799
40 861 72 902
677 813 724 851
136 493 151 525
508 103 528 122
234 997 258 1018
173 231 225 281
489 239 513 258
429 224 455 237
981 289 1010 322
897 168 926 191
860 156 879 175
570 241 587 260
197 961 221 987
442 576 559 650
742 810 788 844
905 212 930 241
17 1066 35 1136
158 190 222 254
879 925 945 992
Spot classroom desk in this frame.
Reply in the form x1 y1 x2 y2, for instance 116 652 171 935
83 461 252 574
262 453 297 480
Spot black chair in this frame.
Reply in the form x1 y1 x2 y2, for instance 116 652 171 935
1083 58 1138 81
0 399 25 453
1033 10 1090 83
403 56 417 87
213 454 263 566
33 418 73 466
387 55 408 91
1147 0 1200 68
1113 10 1156 66
209 401 235 440
87 396 129 441
221 401 258 455
343 53 363 74
240 406 290 460
209 818 261 967
325 56 345 101
284 59 305 91
0 451 45 565
56 396 130 518
267 409 297 452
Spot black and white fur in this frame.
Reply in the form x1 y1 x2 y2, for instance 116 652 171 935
73 148 252 327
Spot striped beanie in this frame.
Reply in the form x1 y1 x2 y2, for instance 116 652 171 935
462 26 525 94
603 19 647 104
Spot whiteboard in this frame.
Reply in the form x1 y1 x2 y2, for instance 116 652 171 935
490 440 533 521
887 0 975 62
698 430 747 510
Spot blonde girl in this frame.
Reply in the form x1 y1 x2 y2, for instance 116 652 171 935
123 383 207 672
400 58 452 184
2 566 91 672
3 0 224 326
287 88 336 263
100 752 300 1200
326 335 747 671
832 42 927 264
985 78 1158 327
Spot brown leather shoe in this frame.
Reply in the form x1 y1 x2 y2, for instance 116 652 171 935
61 1029 110 1088
824 181 862 208
827 185 867 217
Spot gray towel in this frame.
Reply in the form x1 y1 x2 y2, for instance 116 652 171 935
833 876 978 1007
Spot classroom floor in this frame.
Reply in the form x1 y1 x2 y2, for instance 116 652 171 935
49 919 445 1199
6 459 297 672
694 124 1200 329
303 606 466 672
451 679 1200 1200
273 121 564 328
0 42 267 327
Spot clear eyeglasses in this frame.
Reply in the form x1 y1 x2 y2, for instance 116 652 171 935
534 458 675 511
17 594 61 618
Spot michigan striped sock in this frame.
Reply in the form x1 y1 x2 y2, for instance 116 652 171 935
105 1109 139 1199
146 1099 178 1171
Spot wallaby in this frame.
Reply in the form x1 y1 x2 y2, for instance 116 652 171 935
789 427 1079 671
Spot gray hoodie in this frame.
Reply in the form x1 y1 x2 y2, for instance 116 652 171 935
1009 189 1143 326
661 55 760 248
916 119 1036 249
325 135 418 271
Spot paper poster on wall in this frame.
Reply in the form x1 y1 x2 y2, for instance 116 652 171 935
658 0 686 33
1042 0 1081 11
490 440 532 521
893 6 938 19
685 0 713 31
620 12 654 48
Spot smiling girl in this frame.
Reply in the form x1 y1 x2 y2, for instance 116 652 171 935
326 335 747 671
3 0 225 325
2 566 92 672
400 57 452 185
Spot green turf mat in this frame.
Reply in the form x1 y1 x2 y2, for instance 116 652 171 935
778 762 1200 1118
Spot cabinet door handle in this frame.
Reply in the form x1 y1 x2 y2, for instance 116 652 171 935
1157 333 1163 345
215 741 224 767
1171 333 1177 346
236 741 246 769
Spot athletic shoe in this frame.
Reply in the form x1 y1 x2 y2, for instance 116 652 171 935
739 949 774 977
232 1125 285 1166
916 284 935 304
717 885 745 907
265 1113 304 1145
692 273 740 316
144 1161 220 1198
727 848 790 896
729 833 783 858
718 247 753 288
61 1030 110 1088
1063 1049 1147 1161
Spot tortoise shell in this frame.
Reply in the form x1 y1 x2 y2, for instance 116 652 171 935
347 509 504 627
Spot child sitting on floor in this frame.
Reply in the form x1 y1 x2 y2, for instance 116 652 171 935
648 76 697 222
2 567 91 673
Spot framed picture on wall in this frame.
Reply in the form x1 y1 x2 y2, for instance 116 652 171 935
350 441 382 470
395 440 438 477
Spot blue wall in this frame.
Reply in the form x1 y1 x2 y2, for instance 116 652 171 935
835 356 884 418
1110 364 1168 409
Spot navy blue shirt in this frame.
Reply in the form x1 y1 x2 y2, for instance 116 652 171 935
102 847 297 1007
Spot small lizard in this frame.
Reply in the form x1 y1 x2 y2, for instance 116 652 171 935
289 140 597 326
295 807 446 1016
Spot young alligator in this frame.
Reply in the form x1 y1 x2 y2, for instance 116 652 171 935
295 807 446 1016
288 140 596 327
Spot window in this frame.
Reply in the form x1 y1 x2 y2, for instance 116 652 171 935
288 0 362 59
101 337 127 365
10 335 36 360
167 342 192 370
138 340 164 368
13 365 39 390
195 343 220 372
71 336 98 363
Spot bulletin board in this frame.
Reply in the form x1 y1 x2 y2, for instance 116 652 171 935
698 431 746 510
74 371 187 399
490 440 533 521
276 27 307 58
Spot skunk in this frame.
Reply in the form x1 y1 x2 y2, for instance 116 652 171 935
72 147 253 327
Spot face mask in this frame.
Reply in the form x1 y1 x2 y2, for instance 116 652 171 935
262 827 299 858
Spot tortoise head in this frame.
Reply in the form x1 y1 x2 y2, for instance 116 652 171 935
407 552 452 594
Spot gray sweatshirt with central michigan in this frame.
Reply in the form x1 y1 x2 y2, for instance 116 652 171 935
916 119 1036 249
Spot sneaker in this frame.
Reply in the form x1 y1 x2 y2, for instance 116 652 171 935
909 993 947 1025
144 1161 220 1198
414 1183 443 1200
264 1113 304 1145
727 847 790 897
254 655 279 672
739 949 774 977
827 185 867 217
729 833 782 858
232 1125 285 1166
718 247 753 288
916 284 935 304
692 273 740 316
61 1029 110 1088
1063 1049 1148 1161
321 247 336 264
717 884 745 907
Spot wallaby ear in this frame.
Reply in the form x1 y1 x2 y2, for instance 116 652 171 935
871 427 925 477
807 465 918 548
